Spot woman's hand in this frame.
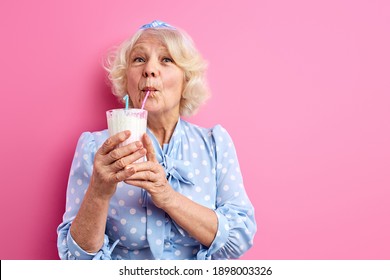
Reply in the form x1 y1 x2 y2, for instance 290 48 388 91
124 133 176 209
90 130 147 200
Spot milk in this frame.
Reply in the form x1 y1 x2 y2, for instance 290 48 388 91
106 109 148 161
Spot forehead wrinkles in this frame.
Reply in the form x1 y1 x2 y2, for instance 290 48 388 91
132 35 169 54
131 44 169 55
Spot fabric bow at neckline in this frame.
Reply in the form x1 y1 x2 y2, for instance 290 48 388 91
159 153 195 187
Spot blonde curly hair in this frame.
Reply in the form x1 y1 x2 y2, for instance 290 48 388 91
105 25 210 117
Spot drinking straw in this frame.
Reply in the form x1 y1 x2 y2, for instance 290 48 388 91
123 95 129 110
141 90 150 110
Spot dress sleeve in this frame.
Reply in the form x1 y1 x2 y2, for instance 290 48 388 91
57 132 116 260
197 125 257 260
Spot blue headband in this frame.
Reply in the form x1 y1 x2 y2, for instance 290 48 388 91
140 20 176 30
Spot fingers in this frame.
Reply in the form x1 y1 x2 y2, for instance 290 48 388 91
99 133 145 166
100 131 131 155
124 170 166 190
110 166 136 183
106 140 144 164
142 133 158 163
124 161 164 185
125 160 161 175
125 169 159 182
91 130 147 191
111 148 146 170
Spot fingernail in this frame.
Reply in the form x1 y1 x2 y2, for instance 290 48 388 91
120 130 130 140
135 141 143 148
125 166 135 174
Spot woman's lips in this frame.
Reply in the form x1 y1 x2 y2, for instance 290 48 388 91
140 89 158 99
142 87 158 91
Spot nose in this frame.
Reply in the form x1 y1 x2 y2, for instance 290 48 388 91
143 71 155 78
142 59 159 78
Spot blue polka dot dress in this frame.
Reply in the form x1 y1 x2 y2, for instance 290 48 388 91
57 119 256 260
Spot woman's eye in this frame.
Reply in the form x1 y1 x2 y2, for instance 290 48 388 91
162 57 173 63
133 57 145 63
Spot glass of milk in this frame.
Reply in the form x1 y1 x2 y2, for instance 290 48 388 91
106 108 148 161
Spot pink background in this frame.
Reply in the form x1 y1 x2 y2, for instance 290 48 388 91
0 0 389 260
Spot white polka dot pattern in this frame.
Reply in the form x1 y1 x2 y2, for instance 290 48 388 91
57 120 256 260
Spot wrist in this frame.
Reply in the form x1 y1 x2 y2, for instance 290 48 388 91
89 176 117 201
160 187 180 211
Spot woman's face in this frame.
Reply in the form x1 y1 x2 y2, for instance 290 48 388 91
126 33 184 118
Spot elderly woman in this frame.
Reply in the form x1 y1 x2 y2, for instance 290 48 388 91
57 20 256 260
